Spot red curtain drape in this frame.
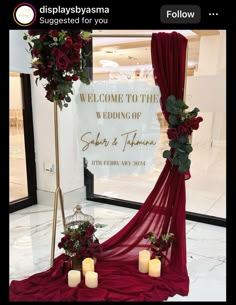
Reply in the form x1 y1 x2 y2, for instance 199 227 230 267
9 32 190 302
152 31 191 180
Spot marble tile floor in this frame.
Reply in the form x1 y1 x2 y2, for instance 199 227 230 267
9 200 226 302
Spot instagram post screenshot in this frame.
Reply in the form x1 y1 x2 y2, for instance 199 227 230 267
7 0 229 302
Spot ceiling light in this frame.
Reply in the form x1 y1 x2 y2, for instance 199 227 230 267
100 60 119 68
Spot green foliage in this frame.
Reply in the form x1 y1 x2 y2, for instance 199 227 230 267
163 95 203 174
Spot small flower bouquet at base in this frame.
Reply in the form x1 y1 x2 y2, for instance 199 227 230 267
58 221 101 260
144 232 175 259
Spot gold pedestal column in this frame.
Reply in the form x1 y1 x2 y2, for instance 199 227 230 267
50 101 66 267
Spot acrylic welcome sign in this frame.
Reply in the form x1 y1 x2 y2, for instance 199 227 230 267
76 80 161 177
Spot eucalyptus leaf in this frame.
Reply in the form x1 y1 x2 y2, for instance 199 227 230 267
163 150 171 158
183 144 193 153
178 135 188 144
172 157 179 165
178 165 187 174
169 114 179 126
169 141 180 149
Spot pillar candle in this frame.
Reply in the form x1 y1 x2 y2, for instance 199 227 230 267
68 270 81 287
82 257 95 276
138 250 151 273
85 271 98 288
148 258 161 277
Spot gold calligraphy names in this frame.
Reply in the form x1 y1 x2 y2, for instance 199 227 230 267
80 130 157 152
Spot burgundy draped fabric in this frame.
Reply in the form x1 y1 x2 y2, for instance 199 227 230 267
151 32 191 180
9 32 189 302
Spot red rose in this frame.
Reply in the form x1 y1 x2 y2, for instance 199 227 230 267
184 119 192 128
31 49 40 57
55 51 70 70
197 116 203 122
167 128 179 140
40 34 47 40
72 75 79 81
73 42 82 51
49 30 58 37
177 124 189 135
69 52 80 63
51 47 59 56
191 117 200 130
65 76 73 81
50 80 57 90
28 30 39 36
65 38 73 48
75 34 82 42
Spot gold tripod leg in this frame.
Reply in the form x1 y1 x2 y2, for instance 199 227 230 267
50 101 66 267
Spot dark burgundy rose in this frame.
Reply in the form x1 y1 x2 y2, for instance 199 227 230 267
69 52 80 63
73 42 82 51
51 47 59 56
197 116 203 122
40 34 47 40
167 128 179 140
55 51 70 70
192 123 199 130
177 124 188 135
28 30 39 36
50 80 57 89
76 34 83 42
72 75 79 81
191 117 200 130
65 76 73 81
65 38 73 48
184 119 192 128
31 49 40 57
49 30 58 37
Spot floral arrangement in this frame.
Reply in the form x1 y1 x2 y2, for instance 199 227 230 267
58 221 101 260
163 95 203 173
23 29 91 109
144 231 175 259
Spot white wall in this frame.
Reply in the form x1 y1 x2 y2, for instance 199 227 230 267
186 31 226 147
186 75 226 147
30 78 85 196
9 30 31 74
186 75 226 112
